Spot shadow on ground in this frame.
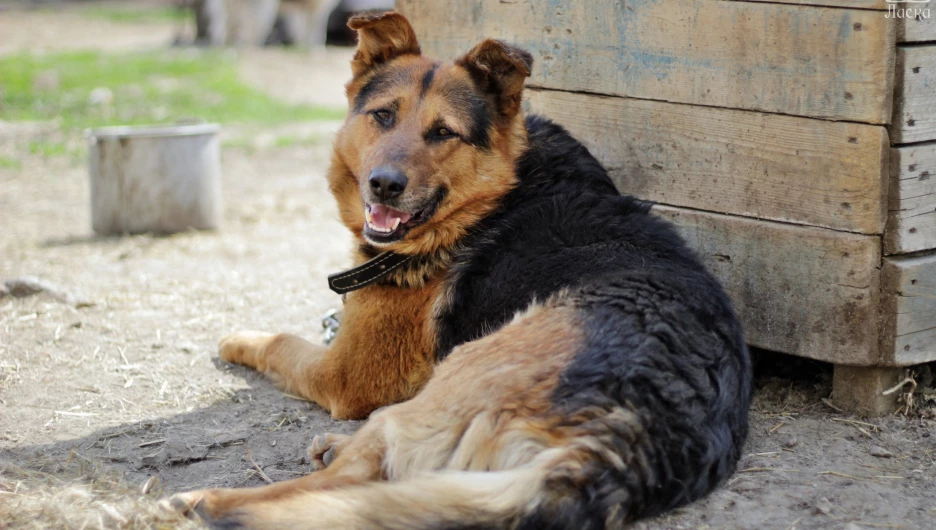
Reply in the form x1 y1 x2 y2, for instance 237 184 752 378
1 362 362 493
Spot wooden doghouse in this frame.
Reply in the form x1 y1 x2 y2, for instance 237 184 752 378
398 0 936 415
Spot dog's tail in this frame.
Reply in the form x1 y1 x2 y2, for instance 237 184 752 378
215 445 629 530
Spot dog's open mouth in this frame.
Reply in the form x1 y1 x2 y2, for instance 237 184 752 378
363 198 439 244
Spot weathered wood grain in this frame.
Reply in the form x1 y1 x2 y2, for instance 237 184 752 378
898 8 936 43
398 0 896 124
732 0 933 43
891 45 936 144
525 89 888 234
832 366 902 417
653 206 882 365
885 142 936 254
731 0 936 42
733 0 887 9
881 252 936 365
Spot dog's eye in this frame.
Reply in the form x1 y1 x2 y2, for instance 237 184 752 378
372 110 393 125
431 126 457 141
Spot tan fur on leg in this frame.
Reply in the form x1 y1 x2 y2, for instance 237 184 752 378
218 330 276 367
218 331 341 408
218 269 445 419
166 420 389 520
205 447 584 530
173 301 587 527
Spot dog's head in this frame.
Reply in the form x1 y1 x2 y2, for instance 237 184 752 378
328 12 532 256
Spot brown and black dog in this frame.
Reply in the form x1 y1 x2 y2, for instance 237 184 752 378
167 11 751 529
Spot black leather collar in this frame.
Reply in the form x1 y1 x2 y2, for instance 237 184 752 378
327 251 413 294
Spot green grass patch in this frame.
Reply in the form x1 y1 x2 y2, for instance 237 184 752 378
27 139 68 158
273 133 327 149
0 155 23 170
0 49 346 133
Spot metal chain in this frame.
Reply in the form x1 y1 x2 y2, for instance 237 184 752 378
321 308 341 345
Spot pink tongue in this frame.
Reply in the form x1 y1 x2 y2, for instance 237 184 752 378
369 204 411 230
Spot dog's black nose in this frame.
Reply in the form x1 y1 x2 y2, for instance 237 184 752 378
368 166 408 200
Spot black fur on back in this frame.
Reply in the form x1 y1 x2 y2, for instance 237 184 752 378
434 115 752 526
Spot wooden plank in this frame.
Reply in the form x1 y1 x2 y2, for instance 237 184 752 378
898 9 936 44
526 89 888 234
398 0 896 124
735 0 934 43
885 141 936 254
891 45 936 144
881 252 936 365
833 366 902 417
732 0 887 9
732 0 936 40
653 206 882 365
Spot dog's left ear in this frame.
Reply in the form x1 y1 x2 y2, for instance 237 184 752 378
456 39 533 121
347 12 421 78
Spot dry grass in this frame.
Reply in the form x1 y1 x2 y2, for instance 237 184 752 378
0 458 206 530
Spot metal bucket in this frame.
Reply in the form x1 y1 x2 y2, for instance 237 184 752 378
88 123 222 235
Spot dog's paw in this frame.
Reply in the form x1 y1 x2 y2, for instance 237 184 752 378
218 330 273 366
308 433 352 471
161 488 250 526
160 490 209 519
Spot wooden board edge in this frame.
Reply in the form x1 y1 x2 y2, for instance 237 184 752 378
725 0 888 9
883 14 900 126
898 10 936 43
526 88 889 235
399 0 897 125
890 45 936 144
653 205 883 366
881 252 936 365
883 142 936 254
884 145 904 254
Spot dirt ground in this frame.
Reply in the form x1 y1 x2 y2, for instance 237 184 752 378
2 6 936 530
0 4 179 56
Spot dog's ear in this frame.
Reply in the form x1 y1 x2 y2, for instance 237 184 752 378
347 12 421 78
456 39 533 121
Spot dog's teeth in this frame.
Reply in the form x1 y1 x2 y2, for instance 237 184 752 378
391 218 401 230
365 209 372 223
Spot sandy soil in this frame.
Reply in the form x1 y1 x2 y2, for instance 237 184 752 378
1 6 935 530
237 47 355 109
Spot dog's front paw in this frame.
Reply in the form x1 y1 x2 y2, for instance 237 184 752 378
308 433 352 471
161 488 250 525
160 489 210 520
218 330 273 368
